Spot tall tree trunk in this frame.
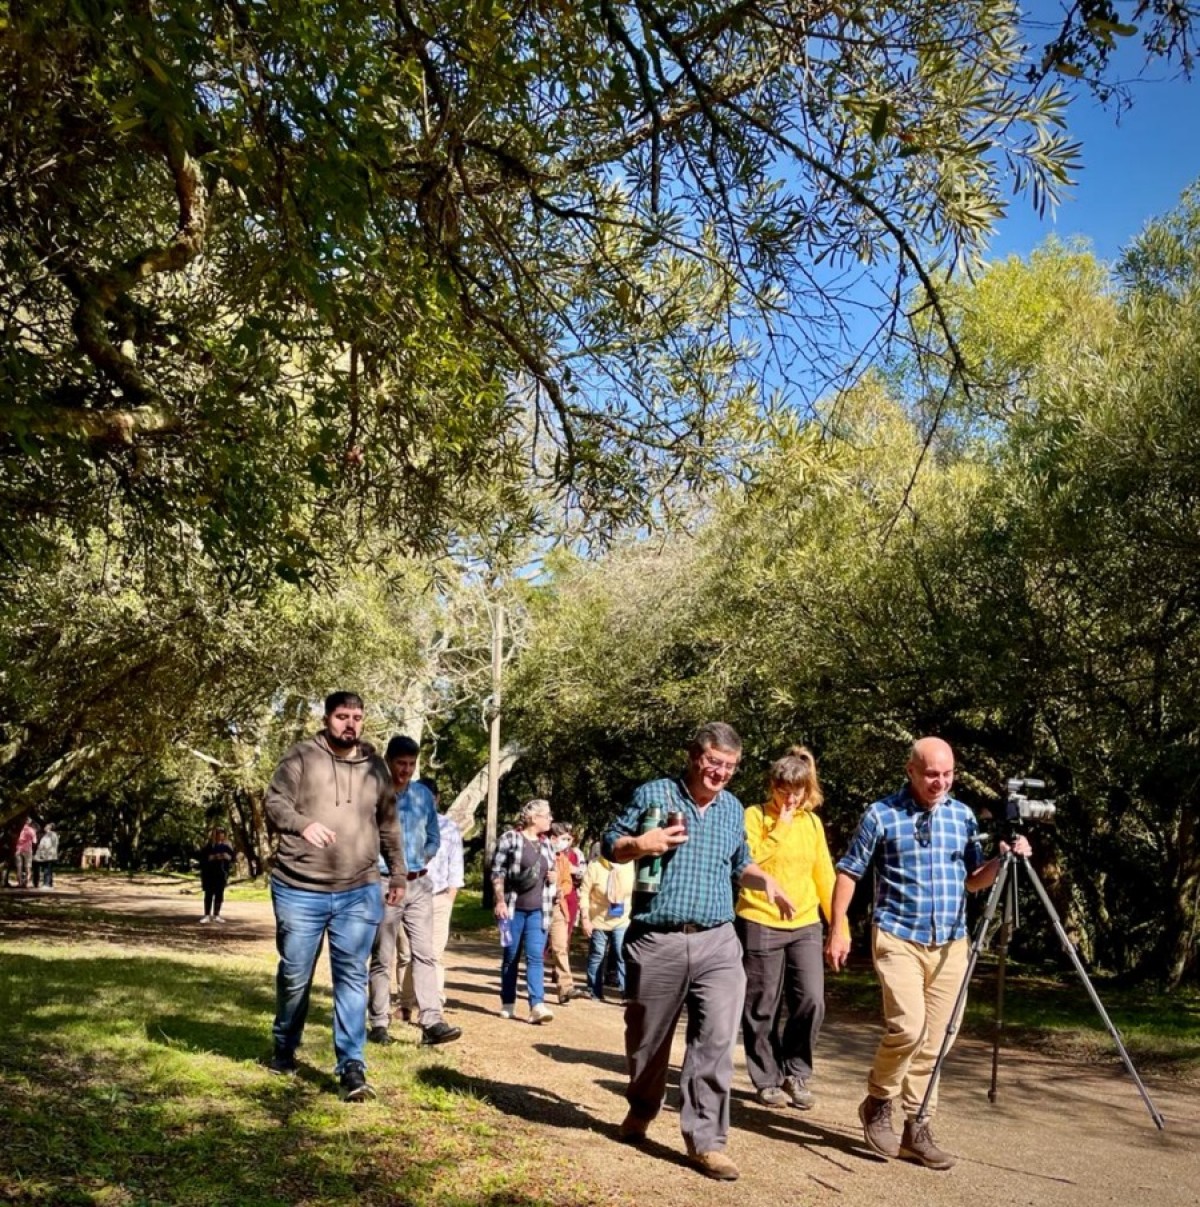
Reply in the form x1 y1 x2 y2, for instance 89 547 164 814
1165 806 1199 989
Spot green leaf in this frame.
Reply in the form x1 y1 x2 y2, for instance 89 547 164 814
870 100 890 144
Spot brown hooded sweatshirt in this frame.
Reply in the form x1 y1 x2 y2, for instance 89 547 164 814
265 731 406 893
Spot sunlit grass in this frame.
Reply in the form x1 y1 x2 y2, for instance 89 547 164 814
0 918 612 1207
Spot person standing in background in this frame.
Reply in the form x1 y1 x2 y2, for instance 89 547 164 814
547 821 585 1005
33 822 60 889
14 817 37 889
199 826 236 923
491 799 557 1023
580 846 634 1002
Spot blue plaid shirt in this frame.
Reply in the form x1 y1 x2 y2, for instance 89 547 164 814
602 777 752 928
837 786 984 945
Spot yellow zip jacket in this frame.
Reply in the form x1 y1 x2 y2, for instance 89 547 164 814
736 803 846 935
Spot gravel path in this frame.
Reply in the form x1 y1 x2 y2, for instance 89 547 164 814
15 878 1200 1207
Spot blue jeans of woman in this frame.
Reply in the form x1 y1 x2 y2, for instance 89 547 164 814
271 877 383 1073
586 925 627 999
500 908 546 1008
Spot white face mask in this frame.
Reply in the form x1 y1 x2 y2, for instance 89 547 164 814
555 838 569 852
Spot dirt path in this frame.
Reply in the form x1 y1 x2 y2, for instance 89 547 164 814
13 879 1200 1207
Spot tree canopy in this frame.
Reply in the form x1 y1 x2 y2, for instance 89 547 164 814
4 0 1194 589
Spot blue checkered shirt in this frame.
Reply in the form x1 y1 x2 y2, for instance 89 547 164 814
602 777 752 928
836 786 983 945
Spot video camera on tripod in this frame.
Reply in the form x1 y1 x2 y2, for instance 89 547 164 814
990 778 1056 843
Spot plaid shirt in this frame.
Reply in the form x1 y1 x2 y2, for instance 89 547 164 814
837 786 984 945
490 828 557 929
602 777 752 928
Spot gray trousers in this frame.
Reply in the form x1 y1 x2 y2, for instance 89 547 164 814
738 918 825 1088
396 888 454 1008
368 874 443 1028
623 922 746 1155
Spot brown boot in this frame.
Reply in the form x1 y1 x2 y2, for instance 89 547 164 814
617 1111 650 1144
900 1118 956 1170
688 1151 740 1181
858 1094 900 1158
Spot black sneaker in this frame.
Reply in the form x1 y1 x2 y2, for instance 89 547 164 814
339 1061 376 1102
267 1047 297 1075
367 1026 395 1045
420 1020 462 1046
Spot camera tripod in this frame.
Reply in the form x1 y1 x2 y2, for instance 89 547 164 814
916 848 1165 1129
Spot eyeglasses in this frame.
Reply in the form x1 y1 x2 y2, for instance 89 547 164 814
699 753 739 774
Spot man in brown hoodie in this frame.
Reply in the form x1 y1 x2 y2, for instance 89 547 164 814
265 690 406 1101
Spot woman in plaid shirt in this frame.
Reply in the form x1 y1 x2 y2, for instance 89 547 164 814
490 799 558 1023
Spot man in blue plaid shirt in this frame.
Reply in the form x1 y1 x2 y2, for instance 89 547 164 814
602 721 793 1183
826 737 1031 1171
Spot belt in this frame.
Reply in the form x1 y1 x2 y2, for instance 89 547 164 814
405 869 428 881
639 920 722 935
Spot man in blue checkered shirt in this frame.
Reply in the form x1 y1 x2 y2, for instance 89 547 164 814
602 721 793 1183
826 737 1031 1171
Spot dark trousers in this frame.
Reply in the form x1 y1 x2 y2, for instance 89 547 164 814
203 879 226 917
623 922 745 1155
738 919 825 1088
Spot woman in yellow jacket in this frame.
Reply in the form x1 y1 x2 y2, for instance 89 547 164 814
736 745 845 1109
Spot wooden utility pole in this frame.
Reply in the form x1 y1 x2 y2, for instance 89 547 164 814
483 599 504 898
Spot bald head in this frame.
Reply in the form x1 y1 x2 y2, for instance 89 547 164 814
907 737 955 809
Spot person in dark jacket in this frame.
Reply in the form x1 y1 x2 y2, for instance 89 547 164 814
198 826 235 924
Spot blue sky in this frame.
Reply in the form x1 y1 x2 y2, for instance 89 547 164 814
987 63 1200 264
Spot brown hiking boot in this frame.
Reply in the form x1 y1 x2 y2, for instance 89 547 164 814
688 1151 740 1181
617 1111 650 1144
858 1094 900 1158
900 1118 956 1169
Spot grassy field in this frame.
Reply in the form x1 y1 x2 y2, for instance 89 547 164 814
0 888 605 1207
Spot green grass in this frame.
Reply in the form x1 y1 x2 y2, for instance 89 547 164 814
450 889 498 935
0 896 611 1207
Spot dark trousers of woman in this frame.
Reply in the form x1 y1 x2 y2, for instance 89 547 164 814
203 878 226 917
738 918 825 1089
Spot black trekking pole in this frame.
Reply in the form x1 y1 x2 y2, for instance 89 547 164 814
987 859 1019 1103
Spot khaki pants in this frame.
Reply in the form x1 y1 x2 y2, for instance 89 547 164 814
399 888 454 1008
868 926 968 1120
547 908 574 998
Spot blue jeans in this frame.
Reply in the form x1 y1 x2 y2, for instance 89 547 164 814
586 925 627 999
271 878 383 1074
500 908 546 1007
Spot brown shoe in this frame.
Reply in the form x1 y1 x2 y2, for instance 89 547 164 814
688 1151 740 1181
900 1118 956 1170
617 1112 649 1144
858 1094 900 1158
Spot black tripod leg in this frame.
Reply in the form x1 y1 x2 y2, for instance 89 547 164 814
1018 859 1166 1129
988 875 1016 1102
915 853 1015 1125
